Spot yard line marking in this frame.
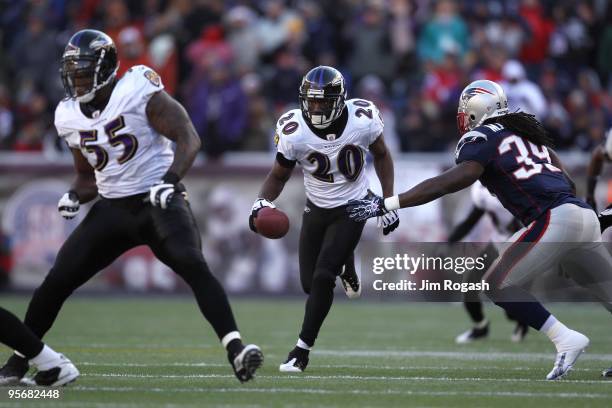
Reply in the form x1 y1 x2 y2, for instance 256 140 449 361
65 348 612 362
79 362 227 367
77 362 592 372
66 386 611 399
316 350 612 362
80 372 612 384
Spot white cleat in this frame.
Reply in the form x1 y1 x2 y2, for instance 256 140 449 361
339 265 361 299
279 348 309 373
546 331 590 380
21 355 79 387
279 358 304 373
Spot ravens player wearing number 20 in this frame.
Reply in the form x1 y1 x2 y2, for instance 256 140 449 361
349 79 612 380
249 66 398 372
0 29 262 383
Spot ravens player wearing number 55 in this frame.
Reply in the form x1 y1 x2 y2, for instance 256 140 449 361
0 29 262 383
249 66 398 372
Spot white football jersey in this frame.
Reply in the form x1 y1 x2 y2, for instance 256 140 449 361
604 127 612 160
276 99 383 208
470 180 516 242
55 65 174 199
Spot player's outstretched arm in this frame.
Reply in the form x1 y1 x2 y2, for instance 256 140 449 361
585 145 605 210
392 161 483 209
69 148 97 203
347 161 483 222
146 90 201 181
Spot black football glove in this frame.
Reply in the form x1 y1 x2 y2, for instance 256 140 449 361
347 193 387 222
249 198 275 233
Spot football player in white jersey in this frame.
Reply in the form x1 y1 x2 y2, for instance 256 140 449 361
0 29 262 383
586 127 612 232
0 307 78 386
249 66 398 372
448 181 528 344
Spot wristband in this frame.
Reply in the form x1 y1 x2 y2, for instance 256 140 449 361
384 195 400 211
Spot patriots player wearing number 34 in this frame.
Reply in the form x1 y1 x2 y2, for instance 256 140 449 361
0 29 262 384
249 66 398 372
348 79 612 380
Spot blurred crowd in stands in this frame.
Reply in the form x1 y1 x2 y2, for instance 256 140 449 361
0 0 610 157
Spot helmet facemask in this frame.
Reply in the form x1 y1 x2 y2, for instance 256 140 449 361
61 48 118 103
299 91 345 129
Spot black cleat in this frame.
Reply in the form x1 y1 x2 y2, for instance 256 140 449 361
603 367 612 378
339 264 361 299
279 347 309 373
455 322 489 344
511 322 529 342
0 354 29 386
230 344 263 383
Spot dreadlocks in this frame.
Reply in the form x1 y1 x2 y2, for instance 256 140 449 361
484 112 553 147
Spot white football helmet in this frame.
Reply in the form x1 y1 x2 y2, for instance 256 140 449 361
457 80 509 135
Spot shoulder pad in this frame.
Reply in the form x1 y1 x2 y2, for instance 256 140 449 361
455 130 488 160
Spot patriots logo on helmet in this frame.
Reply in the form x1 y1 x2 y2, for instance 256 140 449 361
465 87 495 97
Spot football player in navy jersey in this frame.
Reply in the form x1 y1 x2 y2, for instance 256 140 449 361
349 80 612 380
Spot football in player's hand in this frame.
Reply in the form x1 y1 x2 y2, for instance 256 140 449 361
255 207 290 239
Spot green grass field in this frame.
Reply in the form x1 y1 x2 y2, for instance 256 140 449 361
1 296 612 407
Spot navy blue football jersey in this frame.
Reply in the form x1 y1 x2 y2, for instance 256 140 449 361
455 123 587 225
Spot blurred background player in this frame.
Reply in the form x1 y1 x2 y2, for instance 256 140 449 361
250 66 398 372
349 79 612 380
0 29 262 384
586 127 612 232
449 181 528 344
0 307 78 386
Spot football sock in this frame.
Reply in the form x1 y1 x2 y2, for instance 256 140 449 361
495 301 550 329
299 269 336 346
540 316 577 352
30 345 62 371
474 319 489 329
222 331 243 357
464 301 485 323
0 307 43 359
296 338 311 351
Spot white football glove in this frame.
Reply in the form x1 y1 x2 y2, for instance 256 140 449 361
149 182 175 209
377 210 400 236
58 192 80 219
249 198 276 233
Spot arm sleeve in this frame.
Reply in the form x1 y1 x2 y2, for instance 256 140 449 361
455 130 496 167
